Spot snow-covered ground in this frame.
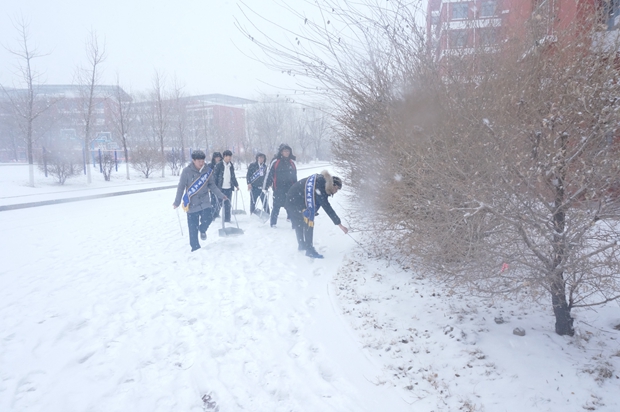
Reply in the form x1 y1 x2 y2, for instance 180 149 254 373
1 163 619 411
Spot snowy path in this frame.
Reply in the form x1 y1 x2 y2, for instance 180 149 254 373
0 175 410 411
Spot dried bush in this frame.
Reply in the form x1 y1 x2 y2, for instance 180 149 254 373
100 152 116 181
130 144 161 178
38 147 82 185
166 149 182 176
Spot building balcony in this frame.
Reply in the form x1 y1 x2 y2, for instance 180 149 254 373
440 17 502 31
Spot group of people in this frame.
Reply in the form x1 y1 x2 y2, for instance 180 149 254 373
173 144 348 257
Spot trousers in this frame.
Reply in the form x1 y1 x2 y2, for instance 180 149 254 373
187 207 213 251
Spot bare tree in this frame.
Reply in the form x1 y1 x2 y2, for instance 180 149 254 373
305 107 332 160
108 75 134 179
247 97 294 155
171 77 187 166
1 17 55 186
289 107 308 162
75 31 106 184
151 70 171 177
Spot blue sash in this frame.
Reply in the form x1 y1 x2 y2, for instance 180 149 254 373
302 174 321 227
249 164 266 184
182 167 213 212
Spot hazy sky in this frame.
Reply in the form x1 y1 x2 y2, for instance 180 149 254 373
0 0 312 100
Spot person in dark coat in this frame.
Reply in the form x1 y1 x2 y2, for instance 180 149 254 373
209 151 223 218
173 150 227 252
246 152 270 215
264 143 297 227
213 149 239 223
285 170 348 258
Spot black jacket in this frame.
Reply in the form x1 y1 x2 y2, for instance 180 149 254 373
214 161 239 189
265 145 297 192
285 172 341 226
247 160 267 188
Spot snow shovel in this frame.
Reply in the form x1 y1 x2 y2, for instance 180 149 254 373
251 190 270 223
231 190 246 215
219 199 244 237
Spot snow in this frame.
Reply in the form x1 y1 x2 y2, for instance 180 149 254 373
1 163 620 411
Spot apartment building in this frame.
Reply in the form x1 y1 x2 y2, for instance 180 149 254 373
426 0 611 63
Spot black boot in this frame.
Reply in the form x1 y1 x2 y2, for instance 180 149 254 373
305 247 323 259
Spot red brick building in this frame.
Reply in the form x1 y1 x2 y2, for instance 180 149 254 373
426 0 613 63
183 94 255 156
0 85 128 162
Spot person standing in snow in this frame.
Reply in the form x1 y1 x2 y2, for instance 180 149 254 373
285 170 348 258
214 149 239 223
173 150 227 252
209 151 223 218
264 143 297 228
246 152 270 215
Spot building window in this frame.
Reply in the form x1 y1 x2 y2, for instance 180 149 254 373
478 28 498 46
451 3 468 20
480 0 497 17
450 30 468 48
431 15 440 25
604 0 620 30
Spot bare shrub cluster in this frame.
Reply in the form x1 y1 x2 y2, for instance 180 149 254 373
240 0 620 335
347 9 620 336
130 145 162 178
38 145 82 185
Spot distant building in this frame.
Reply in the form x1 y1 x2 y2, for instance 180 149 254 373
182 94 256 156
0 84 129 162
0 86 257 163
426 1 615 66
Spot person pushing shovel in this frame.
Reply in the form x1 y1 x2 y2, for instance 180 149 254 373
173 150 227 252
247 152 269 216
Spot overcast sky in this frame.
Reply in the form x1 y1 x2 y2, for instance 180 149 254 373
0 0 312 100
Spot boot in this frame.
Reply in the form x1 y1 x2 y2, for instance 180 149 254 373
305 247 324 259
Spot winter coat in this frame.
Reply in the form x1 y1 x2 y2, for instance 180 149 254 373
285 170 341 226
174 162 225 214
265 144 297 192
214 161 239 190
246 154 268 188
208 152 222 171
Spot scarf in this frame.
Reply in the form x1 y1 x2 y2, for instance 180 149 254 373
302 174 321 227
249 163 266 184
182 166 213 212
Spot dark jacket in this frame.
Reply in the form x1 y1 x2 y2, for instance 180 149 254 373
214 161 239 190
208 152 222 170
173 162 225 214
246 153 268 188
285 170 341 226
265 144 297 192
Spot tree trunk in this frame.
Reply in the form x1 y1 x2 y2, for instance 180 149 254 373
160 140 165 178
124 145 130 180
27 132 34 187
550 274 574 336
550 132 574 336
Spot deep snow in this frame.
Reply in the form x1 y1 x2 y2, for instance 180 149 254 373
1 163 619 411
